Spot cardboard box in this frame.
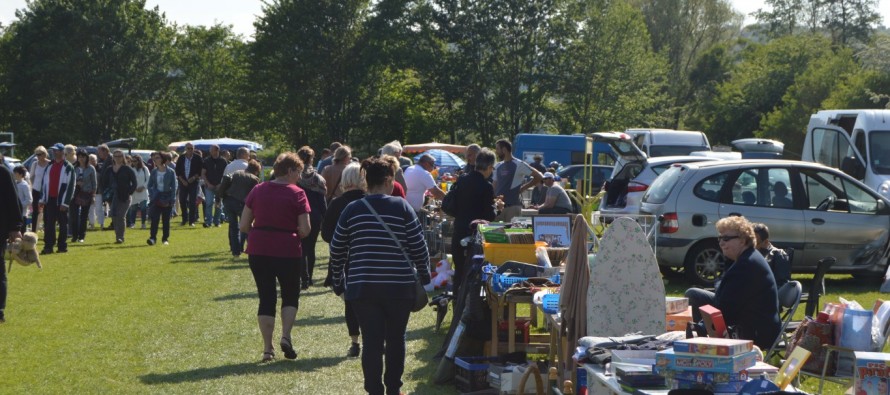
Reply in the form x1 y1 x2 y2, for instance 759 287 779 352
666 306 693 332
672 338 753 356
655 349 757 373
700 304 727 338
666 297 689 314
611 350 657 366
854 351 890 395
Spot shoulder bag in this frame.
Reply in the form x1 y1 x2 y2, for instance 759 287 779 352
359 198 428 312
440 178 459 217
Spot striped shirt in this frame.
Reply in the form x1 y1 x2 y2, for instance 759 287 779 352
329 194 431 301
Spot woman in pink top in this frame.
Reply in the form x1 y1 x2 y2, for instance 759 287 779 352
240 152 311 362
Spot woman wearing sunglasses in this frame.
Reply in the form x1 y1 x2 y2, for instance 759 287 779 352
684 215 781 350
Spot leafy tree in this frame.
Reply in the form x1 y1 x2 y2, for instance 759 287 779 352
758 48 858 155
634 0 742 129
0 0 172 148
555 0 670 133
704 35 835 144
152 24 249 145
752 0 805 38
423 0 568 145
822 0 881 45
248 0 369 149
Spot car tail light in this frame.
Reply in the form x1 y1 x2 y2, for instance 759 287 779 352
660 213 679 234
627 181 648 193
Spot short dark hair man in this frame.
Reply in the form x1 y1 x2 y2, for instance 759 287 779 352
493 139 543 221
175 143 204 226
753 223 791 288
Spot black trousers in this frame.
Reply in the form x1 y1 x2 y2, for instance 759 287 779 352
353 298 413 395
43 197 68 251
70 202 91 241
248 255 303 316
149 204 172 242
30 189 41 232
300 219 321 283
178 182 198 225
0 238 7 315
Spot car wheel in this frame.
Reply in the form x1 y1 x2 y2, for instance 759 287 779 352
659 265 685 278
684 240 726 286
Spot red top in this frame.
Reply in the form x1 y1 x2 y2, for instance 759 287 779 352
391 181 406 199
48 161 63 198
245 182 311 258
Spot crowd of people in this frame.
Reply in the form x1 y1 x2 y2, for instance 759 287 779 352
1 138 551 395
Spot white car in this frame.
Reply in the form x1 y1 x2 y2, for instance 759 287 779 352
594 132 719 216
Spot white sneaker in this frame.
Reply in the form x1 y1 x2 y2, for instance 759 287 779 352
162 241 169 245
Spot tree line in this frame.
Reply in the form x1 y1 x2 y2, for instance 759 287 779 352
0 0 888 158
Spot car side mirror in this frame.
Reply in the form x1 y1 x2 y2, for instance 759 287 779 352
841 156 866 180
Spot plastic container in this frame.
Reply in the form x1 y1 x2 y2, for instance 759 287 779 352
484 241 547 265
541 293 560 314
455 356 499 392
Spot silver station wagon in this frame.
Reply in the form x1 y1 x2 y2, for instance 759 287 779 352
641 160 890 285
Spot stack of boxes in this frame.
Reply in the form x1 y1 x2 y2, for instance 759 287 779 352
655 338 761 393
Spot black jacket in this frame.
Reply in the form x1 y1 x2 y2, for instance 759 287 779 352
714 247 781 349
0 166 22 234
175 154 203 184
451 170 497 239
321 189 366 243
109 166 138 202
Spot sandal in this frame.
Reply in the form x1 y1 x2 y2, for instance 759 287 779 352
280 337 297 360
262 351 275 362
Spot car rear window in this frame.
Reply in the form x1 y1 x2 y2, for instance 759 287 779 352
643 166 684 204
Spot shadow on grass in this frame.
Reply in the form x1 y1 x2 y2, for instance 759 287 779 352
213 292 255 302
168 252 230 264
214 265 249 270
139 356 343 384
295 315 344 326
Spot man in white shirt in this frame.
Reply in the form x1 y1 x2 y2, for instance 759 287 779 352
223 147 250 176
403 154 445 211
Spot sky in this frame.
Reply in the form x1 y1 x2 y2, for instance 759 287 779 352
1 0 890 38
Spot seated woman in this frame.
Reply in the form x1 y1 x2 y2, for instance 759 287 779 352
684 216 781 349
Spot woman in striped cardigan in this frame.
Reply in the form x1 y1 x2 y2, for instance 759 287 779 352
329 157 430 395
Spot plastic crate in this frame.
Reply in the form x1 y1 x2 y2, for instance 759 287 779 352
483 241 547 265
455 356 498 392
541 293 560 314
491 272 561 293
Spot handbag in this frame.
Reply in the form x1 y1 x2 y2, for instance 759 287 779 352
359 198 428 312
154 191 173 208
72 190 93 207
440 179 459 217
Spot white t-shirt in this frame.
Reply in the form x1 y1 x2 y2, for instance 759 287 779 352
224 159 248 176
156 168 167 192
30 161 49 192
404 164 436 211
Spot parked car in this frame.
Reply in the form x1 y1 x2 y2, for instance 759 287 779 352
557 164 613 195
640 159 890 285
22 138 137 170
593 132 720 216
624 128 711 157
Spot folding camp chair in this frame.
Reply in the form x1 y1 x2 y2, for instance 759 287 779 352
765 280 802 361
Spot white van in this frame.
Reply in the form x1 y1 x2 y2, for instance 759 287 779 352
802 109 890 198
624 128 711 157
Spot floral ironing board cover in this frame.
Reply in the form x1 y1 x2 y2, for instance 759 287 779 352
587 217 665 336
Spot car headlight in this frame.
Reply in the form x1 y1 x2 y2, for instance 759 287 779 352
879 181 890 198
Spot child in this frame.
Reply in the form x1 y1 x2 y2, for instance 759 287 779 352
13 166 32 234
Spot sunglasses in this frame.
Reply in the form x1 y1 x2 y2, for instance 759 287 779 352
717 235 740 242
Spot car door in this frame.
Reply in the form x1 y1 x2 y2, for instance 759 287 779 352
798 167 890 270
717 166 807 268
592 132 647 180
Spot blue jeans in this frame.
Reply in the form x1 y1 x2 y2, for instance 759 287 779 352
223 198 247 256
127 200 147 227
353 298 413 395
203 186 221 226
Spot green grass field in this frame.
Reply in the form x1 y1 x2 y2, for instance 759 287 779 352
2 224 884 393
